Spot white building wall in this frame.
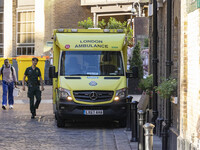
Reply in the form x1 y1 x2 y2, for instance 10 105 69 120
186 9 200 147
3 0 13 57
35 0 45 56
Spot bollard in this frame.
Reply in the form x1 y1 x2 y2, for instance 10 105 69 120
143 123 155 150
130 100 139 142
126 96 133 131
138 110 145 150
146 108 149 122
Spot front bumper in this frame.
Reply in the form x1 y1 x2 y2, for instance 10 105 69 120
57 100 127 121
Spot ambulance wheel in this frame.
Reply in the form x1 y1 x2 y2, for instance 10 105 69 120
119 119 126 128
55 113 57 120
56 113 65 128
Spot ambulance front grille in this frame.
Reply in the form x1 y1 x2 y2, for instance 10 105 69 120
73 91 114 102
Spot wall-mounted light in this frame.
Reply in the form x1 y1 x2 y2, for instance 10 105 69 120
142 10 145 17
132 2 141 17
131 7 137 16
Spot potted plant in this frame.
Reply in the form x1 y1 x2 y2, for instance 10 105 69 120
155 77 177 101
139 74 153 96
137 74 153 110
78 17 134 47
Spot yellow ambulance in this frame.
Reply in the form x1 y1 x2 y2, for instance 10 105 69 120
49 28 136 127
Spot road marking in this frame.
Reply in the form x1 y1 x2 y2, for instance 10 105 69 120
14 99 53 104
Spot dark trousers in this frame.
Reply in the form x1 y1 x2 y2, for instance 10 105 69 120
28 86 41 114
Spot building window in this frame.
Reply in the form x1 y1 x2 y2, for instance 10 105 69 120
17 46 34 55
0 12 3 57
16 10 35 55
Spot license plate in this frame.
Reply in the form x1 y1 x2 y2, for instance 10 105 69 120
83 110 103 115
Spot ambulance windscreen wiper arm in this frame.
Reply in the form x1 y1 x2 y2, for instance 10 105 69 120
69 74 89 76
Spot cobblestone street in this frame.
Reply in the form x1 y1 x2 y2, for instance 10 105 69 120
0 86 135 150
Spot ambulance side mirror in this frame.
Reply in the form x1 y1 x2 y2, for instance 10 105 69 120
49 66 57 78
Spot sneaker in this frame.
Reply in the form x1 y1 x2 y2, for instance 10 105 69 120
9 105 13 109
2 105 6 110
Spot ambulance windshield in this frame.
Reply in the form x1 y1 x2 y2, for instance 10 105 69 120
60 51 124 76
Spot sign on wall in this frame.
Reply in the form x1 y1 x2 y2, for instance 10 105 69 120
187 0 200 13
46 41 53 47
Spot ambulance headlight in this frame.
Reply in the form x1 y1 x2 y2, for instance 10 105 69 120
58 88 72 101
114 88 127 101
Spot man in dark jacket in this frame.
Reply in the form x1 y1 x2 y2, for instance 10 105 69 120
22 57 44 119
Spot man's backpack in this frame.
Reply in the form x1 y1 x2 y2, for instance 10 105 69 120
1 65 14 78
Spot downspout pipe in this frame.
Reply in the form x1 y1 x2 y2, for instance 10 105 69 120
162 0 173 150
151 0 158 133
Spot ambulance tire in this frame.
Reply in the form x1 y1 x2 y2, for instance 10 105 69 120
55 113 57 120
119 119 126 128
56 113 65 128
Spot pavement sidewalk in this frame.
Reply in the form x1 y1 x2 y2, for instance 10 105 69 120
126 130 162 150
125 95 162 150
0 86 162 150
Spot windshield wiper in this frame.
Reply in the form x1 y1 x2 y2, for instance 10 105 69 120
69 74 86 76
68 74 92 76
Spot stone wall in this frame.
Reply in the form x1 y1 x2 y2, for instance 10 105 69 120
134 17 149 47
42 0 92 54
186 9 200 147
178 0 200 149
153 0 181 149
53 0 92 29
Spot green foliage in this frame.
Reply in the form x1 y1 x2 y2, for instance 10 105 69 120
78 17 133 45
139 74 153 95
78 17 93 29
144 38 149 47
107 17 127 29
130 42 143 79
98 19 106 29
127 27 133 46
155 77 177 99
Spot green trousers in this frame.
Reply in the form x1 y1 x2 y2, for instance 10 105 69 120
28 86 41 114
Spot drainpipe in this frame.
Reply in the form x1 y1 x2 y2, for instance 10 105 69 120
151 0 158 133
162 0 172 149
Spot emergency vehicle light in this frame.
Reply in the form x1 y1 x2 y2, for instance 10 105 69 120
103 29 110 33
58 29 64 32
117 29 124 33
71 29 78 32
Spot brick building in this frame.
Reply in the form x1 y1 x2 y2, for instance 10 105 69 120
149 0 200 149
0 0 92 57
0 0 148 58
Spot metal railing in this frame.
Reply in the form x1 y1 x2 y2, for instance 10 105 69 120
127 96 155 150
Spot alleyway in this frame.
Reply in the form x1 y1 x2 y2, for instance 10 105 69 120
0 86 162 150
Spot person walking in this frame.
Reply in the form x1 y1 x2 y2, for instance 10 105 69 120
22 57 44 119
1 59 18 110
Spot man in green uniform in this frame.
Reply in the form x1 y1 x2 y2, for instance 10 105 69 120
22 57 44 119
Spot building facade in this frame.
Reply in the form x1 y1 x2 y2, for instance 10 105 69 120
1 0 148 58
1 0 92 57
179 0 200 149
149 0 200 149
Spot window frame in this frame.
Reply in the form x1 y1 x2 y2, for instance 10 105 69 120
16 10 35 56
